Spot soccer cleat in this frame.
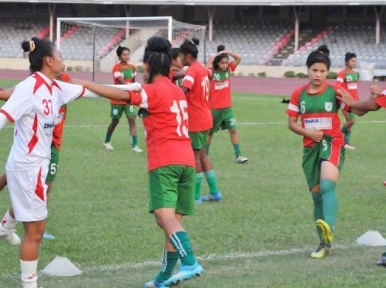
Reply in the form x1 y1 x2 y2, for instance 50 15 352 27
132 146 143 153
310 243 331 259
375 252 386 266
144 278 167 288
201 192 222 202
43 231 55 240
103 142 114 150
0 225 21 245
194 199 202 204
236 155 249 164
344 144 356 150
316 219 333 245
163 261 203 286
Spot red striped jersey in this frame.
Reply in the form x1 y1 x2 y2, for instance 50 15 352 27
0 72 85 170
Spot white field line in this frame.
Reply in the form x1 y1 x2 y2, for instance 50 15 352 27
74 243 354 273
1 243 355 278
2 120 386 130
84 243 357 273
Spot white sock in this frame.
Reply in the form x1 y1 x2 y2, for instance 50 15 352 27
20 259 38 288
2 209 17 229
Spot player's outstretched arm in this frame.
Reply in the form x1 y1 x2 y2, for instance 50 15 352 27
0 87 15 101
337 88 380 115
72 79 136 102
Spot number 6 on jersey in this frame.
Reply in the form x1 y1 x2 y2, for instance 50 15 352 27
170 100 189 137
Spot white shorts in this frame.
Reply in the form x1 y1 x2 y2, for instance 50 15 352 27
6 160 49 222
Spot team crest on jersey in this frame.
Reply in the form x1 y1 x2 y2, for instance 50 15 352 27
325 102 332 112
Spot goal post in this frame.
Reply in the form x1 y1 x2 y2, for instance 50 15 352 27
56 16 206 78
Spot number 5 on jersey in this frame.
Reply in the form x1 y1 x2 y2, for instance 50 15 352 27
170 100 188 137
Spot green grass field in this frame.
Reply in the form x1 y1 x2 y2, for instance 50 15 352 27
1 78 386 287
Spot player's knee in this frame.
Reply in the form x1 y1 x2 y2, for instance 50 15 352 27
24 223 45 242
154 213 174 229
128 116 136 126
228 128 237 135
320 179 336 194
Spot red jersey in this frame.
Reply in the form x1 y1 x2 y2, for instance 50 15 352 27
286 83 349 147
374 88 386 108
112 62 137 105
129 77 195 171
181 61 212 132
208 61 236 109
52 73 70 151
336 68 359 101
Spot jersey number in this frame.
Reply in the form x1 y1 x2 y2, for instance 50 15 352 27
42 99 53 115
170 100 188 138
201 76 210 102
300 101 306 114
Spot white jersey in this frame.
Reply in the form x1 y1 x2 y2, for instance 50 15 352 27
0 72 85 171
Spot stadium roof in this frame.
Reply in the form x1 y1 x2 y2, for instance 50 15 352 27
0 0 385 5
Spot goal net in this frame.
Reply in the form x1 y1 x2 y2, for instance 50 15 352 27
56 16 206 75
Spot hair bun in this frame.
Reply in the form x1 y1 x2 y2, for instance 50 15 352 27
192 38 200 46
317 45 330 56
21 37 38 53
217 45 225 52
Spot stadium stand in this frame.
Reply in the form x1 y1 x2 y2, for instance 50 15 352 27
285 25 386 69
205 20 292 65
0 19 47 58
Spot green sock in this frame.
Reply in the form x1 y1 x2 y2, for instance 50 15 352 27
169 231 196 266
205 143 211 156
233 143 241 158
195 173 203 200
345 130 351 144
156 250 179 282
341 127 350 144
104 131 113 143
311 192 324 242
204 170 219 194
131 135 138 148
320 179 338 230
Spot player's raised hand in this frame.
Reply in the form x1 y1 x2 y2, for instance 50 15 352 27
306 129 324 143
336 88 354 107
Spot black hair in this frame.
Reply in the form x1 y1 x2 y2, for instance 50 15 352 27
116 45 130 58
345 52 357 63
213 44 228 70
143 36 172 83
217 45 225 53
179 37 199 59
21 37 56 72
306 44 331 70
169 47 180 60
143 36 171 64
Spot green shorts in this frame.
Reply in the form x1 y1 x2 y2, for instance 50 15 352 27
110 104 137 118
148 165 195 215
46 145 60 183
189 131 209 150
210 107 236 133
302 135 345 189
